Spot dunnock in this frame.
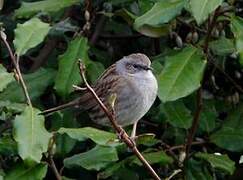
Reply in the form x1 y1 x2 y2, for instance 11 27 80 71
42 53 158 137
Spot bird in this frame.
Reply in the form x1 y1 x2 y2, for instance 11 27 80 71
42 53 158 138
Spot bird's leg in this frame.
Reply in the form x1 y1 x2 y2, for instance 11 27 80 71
131 121 138 139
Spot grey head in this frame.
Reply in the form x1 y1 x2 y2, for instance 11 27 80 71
116 53 152 76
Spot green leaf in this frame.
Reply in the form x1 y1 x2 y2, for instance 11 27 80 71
210 105 243 152
98 149 171 179
135 24 171 38
50 112 78 156
14 0 80 18
230 16 243 64
0 101 26 113
195 152 235 175
158 46 206 102
64 145 119 171
185 159 213 180
134 0 185 29
54 37 89 98
5 163 47 180
0 64 14 92
189 0 223 25
58 127 118 146
14 18 51 56
209 37 235 56
86 61 105 83
162 100 192 129
0 136 17 156
199 101 217 133
0 68 56 103
13 106 52 163
131 151 173 166
98 160 124 179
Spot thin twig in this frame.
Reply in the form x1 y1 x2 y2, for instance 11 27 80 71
49 157 62 180
90 15 106 45
208 55 243 93
78 60 161 180
185 88 203 159
185 8 220 159
48 136 62 180
165 169 182 180
30 38 57 72
0 31 32 106
166 140 206 152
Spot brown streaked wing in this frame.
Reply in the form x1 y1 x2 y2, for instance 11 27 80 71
79 63 119 110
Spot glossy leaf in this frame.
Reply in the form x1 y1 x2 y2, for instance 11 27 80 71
195 153 235 175
98 160 124 179
13 106 52 163
185 159 213 180
134 0 185 29
135 24 171 38
230 16 243 64
14 0 80 18
13 18 50 56
54 37 89 98
209 37 235 56
64 145 119 171
0 136 17 156
131 151 173 166
0 64 14 92
0 68 56 103
210 105 243 152
86 61 105 83
58 127 117 146
50 112 78 156
162 100 192 129
0 101 26 113
158 46 206 102
189 0 223 25
5 163 47 180
199 101 217 133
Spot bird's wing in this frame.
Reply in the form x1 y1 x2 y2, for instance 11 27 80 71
79 64 120 110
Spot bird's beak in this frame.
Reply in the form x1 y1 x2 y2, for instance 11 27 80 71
148 66 153 71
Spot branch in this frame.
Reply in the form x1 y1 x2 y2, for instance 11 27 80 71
0 31 32 106
185 88 203 159
208 54 243 94
78 60 161 180
89 15 106 46
47 136 62 180
166 140 206 152
30 38 57 72
185 7 220 159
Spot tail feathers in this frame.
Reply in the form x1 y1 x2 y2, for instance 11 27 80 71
41 98 81 116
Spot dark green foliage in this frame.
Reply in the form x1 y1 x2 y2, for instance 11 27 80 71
0 0 243 179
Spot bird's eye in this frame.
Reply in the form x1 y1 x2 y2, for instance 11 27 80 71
132 64 139 69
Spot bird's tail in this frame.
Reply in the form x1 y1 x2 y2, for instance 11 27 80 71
41 98 81 116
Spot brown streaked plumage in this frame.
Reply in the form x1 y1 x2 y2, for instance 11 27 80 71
42 53 158 137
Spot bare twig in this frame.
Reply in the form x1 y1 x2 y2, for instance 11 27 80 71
0 31 32 106
208 55 243 93
185 7 220 159
165 169 182 180
166 140 206 152
49 157 62 180
78 60 161 180
90 15 106 46
30 38 57 72
48 137 62 180
185 88 203 159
